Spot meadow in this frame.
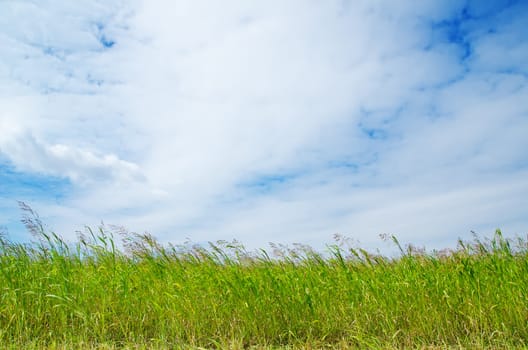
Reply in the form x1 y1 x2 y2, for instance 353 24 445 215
0 206 527 349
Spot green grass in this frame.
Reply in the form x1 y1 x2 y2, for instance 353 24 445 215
1 207 527 349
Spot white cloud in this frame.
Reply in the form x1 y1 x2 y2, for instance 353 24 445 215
0 0 527 251
0 126 143 186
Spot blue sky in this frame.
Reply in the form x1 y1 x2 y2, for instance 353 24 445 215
1 0 527 251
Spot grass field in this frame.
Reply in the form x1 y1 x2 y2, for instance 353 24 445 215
1 207 527 349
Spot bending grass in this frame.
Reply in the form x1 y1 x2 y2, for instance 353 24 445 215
0 208 527 348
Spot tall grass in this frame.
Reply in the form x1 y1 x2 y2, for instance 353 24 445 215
0 206 527 348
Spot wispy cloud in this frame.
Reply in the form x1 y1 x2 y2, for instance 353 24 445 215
1 0 527 250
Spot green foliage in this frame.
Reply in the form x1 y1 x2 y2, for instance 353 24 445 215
0 210 527 349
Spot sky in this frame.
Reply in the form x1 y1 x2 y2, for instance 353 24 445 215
1 0 528 252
